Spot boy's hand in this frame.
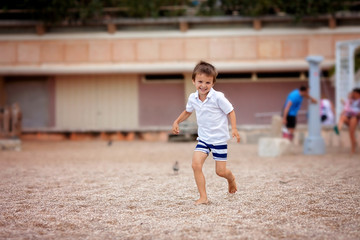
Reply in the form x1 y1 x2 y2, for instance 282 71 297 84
232 129 240 143
310 97 317 104
172 122 180 134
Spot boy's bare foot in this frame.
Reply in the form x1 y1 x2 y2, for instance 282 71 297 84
195 198 209 205
228 178 237 193
351 142 357 155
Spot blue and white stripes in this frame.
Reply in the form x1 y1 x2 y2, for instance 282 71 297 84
195 140 228 161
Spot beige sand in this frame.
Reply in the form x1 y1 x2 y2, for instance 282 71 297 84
0 140 359 239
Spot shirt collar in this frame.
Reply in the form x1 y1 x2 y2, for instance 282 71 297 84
195 88 215 99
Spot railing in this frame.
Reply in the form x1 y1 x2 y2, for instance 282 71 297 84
254 110 308 125
0 12 359 35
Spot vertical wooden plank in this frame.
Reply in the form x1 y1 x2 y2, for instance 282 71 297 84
329 16 336 29
48 77 56 127
0 77 5 106
107 23 116 34
179 21 189 32
36 23 46 35
253 19 262 30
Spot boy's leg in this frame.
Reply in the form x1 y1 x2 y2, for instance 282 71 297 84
338 115 348 130
348 116 358 154
215 161 237 194
192 151 209 204
287 128 295 141
334 115 348 135
285 115 296 141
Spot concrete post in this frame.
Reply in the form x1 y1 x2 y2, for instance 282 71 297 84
304 56 326 155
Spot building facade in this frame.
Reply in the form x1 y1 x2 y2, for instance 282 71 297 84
1 26 359 134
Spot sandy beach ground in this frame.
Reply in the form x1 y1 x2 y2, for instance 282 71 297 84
0 140 359 239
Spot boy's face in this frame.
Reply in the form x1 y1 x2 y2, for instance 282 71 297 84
353 91 360 99
192 73 214 96
300 89 309 97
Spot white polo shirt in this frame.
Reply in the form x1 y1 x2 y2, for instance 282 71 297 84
186 88 234 144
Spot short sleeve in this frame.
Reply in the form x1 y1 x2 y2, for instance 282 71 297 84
217 93 234 114
186 94 194 112
288 92 296 103
287 91 301 107
355 100 360 113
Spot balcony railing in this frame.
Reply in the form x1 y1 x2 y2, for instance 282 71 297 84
0 12 360 35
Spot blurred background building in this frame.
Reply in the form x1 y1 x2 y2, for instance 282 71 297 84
0 0 359 139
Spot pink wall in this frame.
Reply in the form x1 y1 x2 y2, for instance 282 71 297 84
139 80 184 127
215 81 335 124
139 80 335 126
1 33 360 65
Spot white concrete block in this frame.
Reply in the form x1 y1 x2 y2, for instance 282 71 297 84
0 139 21 151
258 137 291 157
270 115 283 138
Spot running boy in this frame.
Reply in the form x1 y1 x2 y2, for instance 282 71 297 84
172 61 240 205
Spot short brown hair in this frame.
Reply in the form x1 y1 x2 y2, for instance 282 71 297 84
299 85 308 92
192 61 218 83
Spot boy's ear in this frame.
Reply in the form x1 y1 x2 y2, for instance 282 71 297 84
192 79 195 85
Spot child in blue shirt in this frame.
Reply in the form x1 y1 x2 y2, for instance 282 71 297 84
283 86 317 141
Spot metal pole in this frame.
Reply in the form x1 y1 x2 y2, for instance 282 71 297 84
304 56 326 155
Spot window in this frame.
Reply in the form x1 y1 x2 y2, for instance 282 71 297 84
143 74 184 83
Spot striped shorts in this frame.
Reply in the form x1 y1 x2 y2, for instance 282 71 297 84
194 140 228 161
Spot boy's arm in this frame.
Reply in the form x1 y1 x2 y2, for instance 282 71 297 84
330 101 336 115
304 92 317 104
172 110 192 134
228 110 240 143
341 98 345 105
309 96 317 104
